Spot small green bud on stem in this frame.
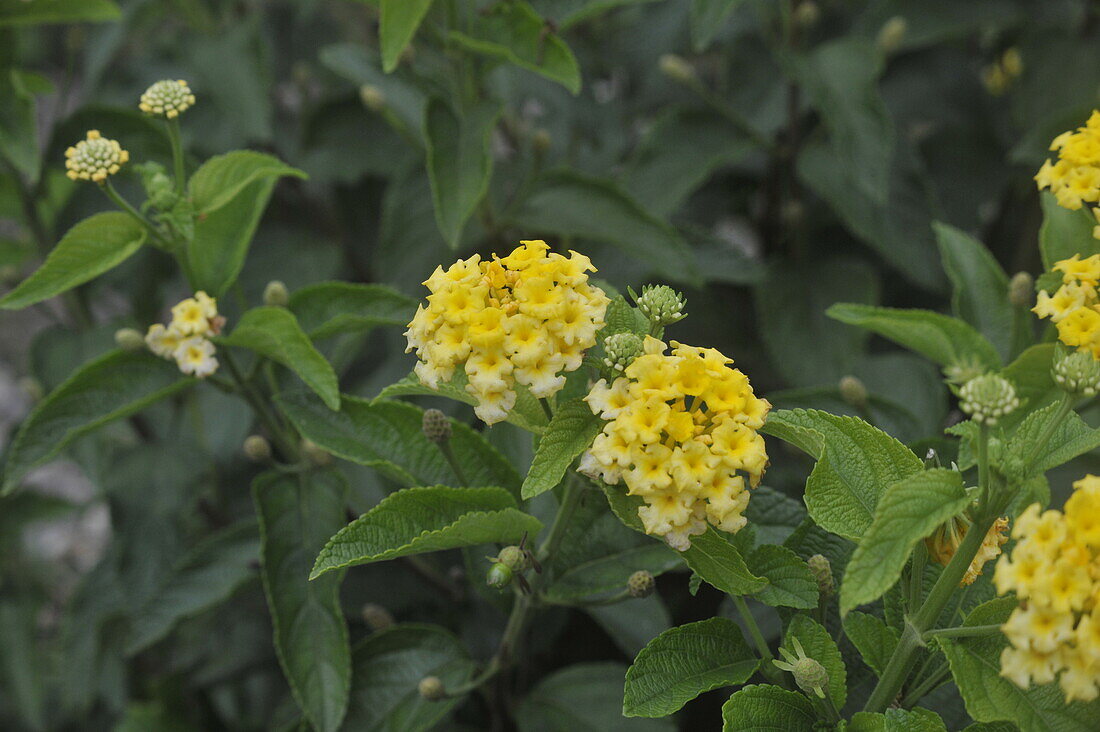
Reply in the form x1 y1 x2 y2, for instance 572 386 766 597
418 676 446 701
486 562 513 589
958 374 1019 425
1008 271 1034 307
628 570 655 598
301 438 332 466
263 280 289 307
793 1 820 30
806 554 834 601
243 435 272 462
361 603 394 631
496 545 529 573
634 284 687 329
604 332 645 373
359 85 386 111
114 327 146 352
422 409 452 444
838 375 868 410
659 54 696 84
876 16 907 55
1052 346 1100 397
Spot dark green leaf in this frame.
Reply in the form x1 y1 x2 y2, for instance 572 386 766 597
188 177 276 297
1038 192 1100 270
522 398 603 499
847 708 949 731
0 0 119 26
681 528 767 596
379 0 434 73
516 662 672 731
1007 398 1100 476
690 0 746 52
721 684 817 732
748 544 818 609
842 611 899 677
289 281 415 339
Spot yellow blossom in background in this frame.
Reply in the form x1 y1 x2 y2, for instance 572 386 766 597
64 130 129 182
146 291 222 378
140 79 196 118
925 513 1009 586
994 475 1100 702
1035 111 1100 218
404 240 609 425
579 336 770 551
982 47 1023 96
1033 255 1100 358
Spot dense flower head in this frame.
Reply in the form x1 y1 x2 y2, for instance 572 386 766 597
1035 111 1100 216
64 130 129 182
994 475 1100 702
1033 255 1100 359
925 513 1009 586
139 79 196 118
145 292 222 378
957 373 1019 425
579 336 770 551
404 240 609 424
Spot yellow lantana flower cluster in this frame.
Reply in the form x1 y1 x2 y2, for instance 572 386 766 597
1032 254 1100 358
1035 111 1100 218
404 240 609 425
994 476 1100 702
139 79 196 118
64 130 129 182
925 514 1009 586
580 337 770 551
145 292 223 378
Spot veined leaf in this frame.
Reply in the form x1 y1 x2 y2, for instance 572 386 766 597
276 391 521 494
188 150 306 215
1007 398 1100 477
188 177 275 297
623 618 757 718
311 485 542 578
721 684 817 732
763 409 924 541
1039 192 1100 270
847 709 948 731
747 544 818 609
0 0 119 26
516 662 672 731
379 0 434 73
786 615 846 708
289 281 415 339
254 471 350 732
745 486 807 546
521 398 603 499
375 370 548 434
681 528 766 596
600 296 649 339
827 303 1001 370
0 212 145 310
840 469 968 615
2 350 191 494
842 611 899 677
221 307 340 410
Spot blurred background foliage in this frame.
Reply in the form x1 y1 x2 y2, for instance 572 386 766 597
2 0 1100 729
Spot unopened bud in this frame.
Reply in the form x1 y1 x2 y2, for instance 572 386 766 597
17 376 42 403
659 54 696 84
361 603 394 631
634 284 687 328
958 374 1019 425
301 438 332 466
806 554 833 601
496 545 529 573
0 265 20 284
486 562 513 589
604 332 645 373
1053 347 1100 397
793 657 829 698
943 355 986 386
422 409 452 444
418 676 446 701
1009 271 1034 307
793 1 820 30
876 16 907 55
532 129 551 154
243 435 272 462
114 327 146 352
359 84 386 112
263 280 289 308
628 570 655 598
838 375 868 410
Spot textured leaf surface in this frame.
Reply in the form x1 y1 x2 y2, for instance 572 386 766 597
786 615 846 707
764 409 923 541
254 471 350 732
289 281 415 339
1007 399 1100 477
680 528 766 596
842 611 899 677
0 212 145 309
721 684 817 732
847 708 948 731
424 99 499 247
522 398 603 499
748 544 818 609
2 350 191 494
623 618 757 717
188 150 306 215
840 469 968 615
516 662 672 731
222 307 340 409
311 486 541 578
376 370 548 434
277 391 521 493
379 0 434 72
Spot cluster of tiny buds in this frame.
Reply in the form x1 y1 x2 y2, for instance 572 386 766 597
603 332 645 373
806 554 834 601
139 79 196 118
628 570 655 598
422 409 452 444
65 130 129 182
958 373 1019 425
633 284 687 328
1053 348 1100 396
263 280 289 308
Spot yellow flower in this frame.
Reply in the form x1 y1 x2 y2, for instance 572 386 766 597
174 337 218 378
579 336 769 551
1036 112 1100 231
139 79 196 118
996 474 1100 703
146 293 222 377
925 514 1009 586
144 323 184 358
405 240 609 425
64 130 129 182
1034 256 1100 360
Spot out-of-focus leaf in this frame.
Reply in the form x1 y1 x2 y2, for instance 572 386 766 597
529 0 661 29
521 398 603 499
188 150 305 215
586 594 671 658
188 178 275 297
0 0 119 26
1038 191 1100 270
747 544 818 609
689 0 746 52
319 44 427 139
379 0 434 73
516 662 673 731
289 281 415 339
0 600 46 730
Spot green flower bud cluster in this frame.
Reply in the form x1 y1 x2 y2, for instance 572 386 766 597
628 570 655 598
140 79 196 119
1053 348 1100 397
422 409 452 444
604 332 645 373
958 374 1019 425
263 280 289 307
806 554 834 602
634 284 687 328
774 638 829 698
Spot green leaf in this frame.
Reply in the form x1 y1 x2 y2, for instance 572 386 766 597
623 617 757 717
342 624 476 729
587 595 672 658
276 391 522 493
1038 191 1100 270
529 0 661 29
721 684 817 732
748 544 818 609
681 528 767 596
319 44 427 137
516 662 672 732
188 177 275 297
785 615 846 707
221 307 340 410
125 522 259 654
424 99 500 248
449 1 581 94
842 611 900 677
600 296 650 339
289 281 415 339
1006 398 1100 476
376 370 548 434
522 398 603 499
0 0 119 26
188 150 306 215
0 600 46 729
745 486 807 546
840 469 968 615
827 303 1001 370
2 350 191 494
507 169 702 286
254 471 350 732
763 409 924 541
0 212 146 310
1001 343 1058 414
941 597 1100 731
311 485 542 578
847 708 949 731
934 221 1027 362
379 0 434 73
689 0 746 52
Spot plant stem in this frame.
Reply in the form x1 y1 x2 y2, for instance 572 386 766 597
222 349 298 461
167 117 186 196
539 397 554 422
438 439 470 487
101 180 169 247
537 476 583 563
1022 391 1073 471
923 624 1002 641
732 595 788 687
908 543 926 614
900 663 950 708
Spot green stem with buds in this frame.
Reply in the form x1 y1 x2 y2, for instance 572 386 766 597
167 117 186 196
222 349 298 462
102 180 169 247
